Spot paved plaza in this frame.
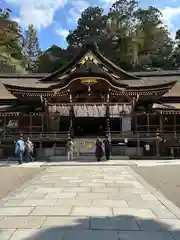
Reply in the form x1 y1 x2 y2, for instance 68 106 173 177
132 165 180 209
1 164 180 239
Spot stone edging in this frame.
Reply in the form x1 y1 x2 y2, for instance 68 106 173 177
127 166 180 219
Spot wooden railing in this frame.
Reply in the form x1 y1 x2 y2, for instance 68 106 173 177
0 131 69 141
0 131 180 141
111 131 180 140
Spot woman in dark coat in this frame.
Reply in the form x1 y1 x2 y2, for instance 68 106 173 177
95 137 104 162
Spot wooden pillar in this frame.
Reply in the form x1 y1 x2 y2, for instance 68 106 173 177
41 114 44 133
3 115 6 140
160 113 163 133
44 98 49 133
106 93 110 137
156 131 160 157
135 114 137 132
132 97 137 132
30 113 32 136
147 113 150 136
39 141 42 158
174 114 176 138
106 105 110 136
69 106 73 138
137 131 141 156
68 93 73 138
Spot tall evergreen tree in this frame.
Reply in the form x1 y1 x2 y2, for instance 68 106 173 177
66 6 107 47
172 29 180 69
0 7 26 73
23 24 40 72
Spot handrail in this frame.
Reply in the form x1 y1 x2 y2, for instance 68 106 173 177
0 132 69 140
0 131 180 141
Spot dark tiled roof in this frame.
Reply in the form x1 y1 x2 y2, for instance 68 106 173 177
164 81 180 97
39 42 139 82
153 103 180 109
0 78 53 99
131 70 180 77
0 73 47 78
120 76 180 87
1 70 180 78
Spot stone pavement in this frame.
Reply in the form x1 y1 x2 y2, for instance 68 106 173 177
0 166 180 239
2 159 180 168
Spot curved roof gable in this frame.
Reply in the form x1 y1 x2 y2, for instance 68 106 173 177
40 42 140 82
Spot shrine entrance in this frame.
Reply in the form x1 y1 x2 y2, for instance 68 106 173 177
74 117 106 136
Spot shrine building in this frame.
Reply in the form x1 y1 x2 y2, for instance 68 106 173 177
0 42 180 159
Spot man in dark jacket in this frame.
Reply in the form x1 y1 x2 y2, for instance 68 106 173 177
103 135 111 160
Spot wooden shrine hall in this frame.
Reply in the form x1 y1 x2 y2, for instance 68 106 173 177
0 42 180 158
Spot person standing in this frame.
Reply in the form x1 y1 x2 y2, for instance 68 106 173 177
103 135 111 160
66 138 74 161
15 136 25 164
33 142 37 161
26 137 34 162
95 137 104 162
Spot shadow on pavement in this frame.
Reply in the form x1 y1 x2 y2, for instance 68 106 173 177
19 214 180 240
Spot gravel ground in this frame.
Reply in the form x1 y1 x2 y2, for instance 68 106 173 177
0 167 44 199
132 165 180 208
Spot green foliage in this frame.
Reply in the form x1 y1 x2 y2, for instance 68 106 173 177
33 2 179 72
0 3 179 73
36 45 70 73
172 30 180 69
0 7 26 73
65 3 174 71
23 24 41 72
66 6 108 47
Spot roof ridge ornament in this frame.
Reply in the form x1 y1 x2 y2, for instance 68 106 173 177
79 52 99 65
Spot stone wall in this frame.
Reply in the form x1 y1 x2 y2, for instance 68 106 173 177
37 139 143 159
37 147 66 158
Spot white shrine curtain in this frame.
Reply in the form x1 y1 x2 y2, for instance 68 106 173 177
109 104 132 117
48 105 70 116
48 104 132 118
73 105 106 117
121 116 132 132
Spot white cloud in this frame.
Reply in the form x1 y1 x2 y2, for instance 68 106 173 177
11 17 21 24
67 0 90 24
161 6 180 38
6 0 67 30
99 0 114 7
56 28 69 39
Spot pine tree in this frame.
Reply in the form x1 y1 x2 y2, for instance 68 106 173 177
23 24 41 72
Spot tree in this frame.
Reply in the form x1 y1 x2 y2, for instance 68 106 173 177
38 3 176 72
107 4 174 70
171 30 180 68
107 0 138 35
23 24 40 72
66 7 107 47
0 7 26 73
106 0 143 68
36 45 70 73
134 7 174 69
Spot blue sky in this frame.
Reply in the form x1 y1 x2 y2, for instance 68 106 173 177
3 0 180 50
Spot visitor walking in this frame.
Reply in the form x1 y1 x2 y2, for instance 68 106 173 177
26 137 34 162
15 136 25 164
95 137 104 162
103 135 111 160
66 138 75 161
